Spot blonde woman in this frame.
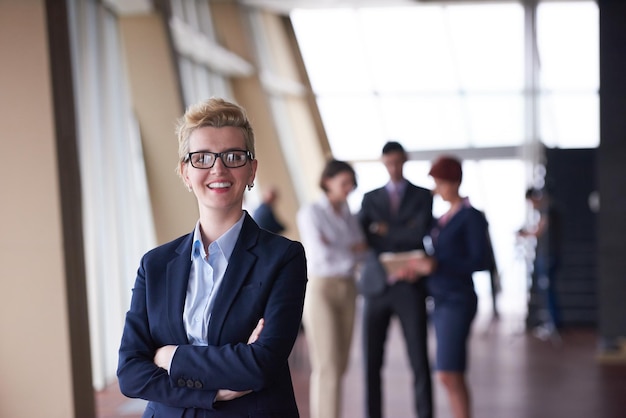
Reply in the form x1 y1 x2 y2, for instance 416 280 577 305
117 98 307 417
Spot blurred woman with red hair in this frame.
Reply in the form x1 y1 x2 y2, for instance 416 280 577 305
412 155 490 418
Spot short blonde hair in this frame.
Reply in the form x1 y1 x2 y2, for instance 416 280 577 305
175 97 255 178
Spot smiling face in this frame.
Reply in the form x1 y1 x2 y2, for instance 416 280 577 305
182 126 257 217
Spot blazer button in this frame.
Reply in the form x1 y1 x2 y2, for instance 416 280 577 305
194 380 203 389
186 379 194 388
177 378 186 387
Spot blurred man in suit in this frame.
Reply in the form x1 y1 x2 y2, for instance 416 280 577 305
358 141 433 418
253 186 286 234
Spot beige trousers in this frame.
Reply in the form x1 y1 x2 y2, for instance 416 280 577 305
302 277 357 418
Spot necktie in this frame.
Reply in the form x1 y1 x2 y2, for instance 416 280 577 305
389 186 400 214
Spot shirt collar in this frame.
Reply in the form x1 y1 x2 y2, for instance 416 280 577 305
191 213 246 261
320 193 349 214
386 179 407 194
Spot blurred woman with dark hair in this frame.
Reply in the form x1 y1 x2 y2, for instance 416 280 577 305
296 159 367 418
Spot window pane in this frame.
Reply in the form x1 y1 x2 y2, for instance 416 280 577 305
317 95 386 161
291 9 372 94
359 7 458 92
464 95 525 146
540 93 599 148
378 96 469 150
447 4 524 91
537 1 599 149
537 2 599 91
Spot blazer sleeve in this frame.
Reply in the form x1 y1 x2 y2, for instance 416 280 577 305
435 209 490 276
117 253 218 410
169 240 307 392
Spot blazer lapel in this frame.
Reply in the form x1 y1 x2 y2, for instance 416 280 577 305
207 214 258 344
374 187 393 216
166 234 193 344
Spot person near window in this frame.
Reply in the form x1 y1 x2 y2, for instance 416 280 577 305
358 141 434 418
253 186 286 234
296 159 367 418
412 155 490 418
518 186 562 339
117 97 307 418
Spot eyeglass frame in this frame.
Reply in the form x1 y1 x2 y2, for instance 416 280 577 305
184 149 254 169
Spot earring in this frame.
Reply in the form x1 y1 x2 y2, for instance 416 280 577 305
247 183 254 191
186 184 192 192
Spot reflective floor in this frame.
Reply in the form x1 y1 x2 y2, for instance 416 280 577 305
97 306 626 418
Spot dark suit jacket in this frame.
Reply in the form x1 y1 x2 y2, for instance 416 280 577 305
117 213 307 417
358 182 433 296
426 205 490 298
252 202 285 234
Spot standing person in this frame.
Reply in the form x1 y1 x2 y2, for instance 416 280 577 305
518 187 562 337
412 155 490 418
358 141 434 418
117 97 308 418
297 159 368 418
253 186 286 234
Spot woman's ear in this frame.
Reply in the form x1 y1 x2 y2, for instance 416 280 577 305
181 161 187 178
249 159 258 185
181 162 191 186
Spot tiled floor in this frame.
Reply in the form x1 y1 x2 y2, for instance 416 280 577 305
97 307 626 418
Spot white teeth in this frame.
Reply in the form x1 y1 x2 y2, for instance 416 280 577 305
208 182 232 189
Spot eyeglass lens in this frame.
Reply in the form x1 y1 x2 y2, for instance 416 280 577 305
188 150 249 169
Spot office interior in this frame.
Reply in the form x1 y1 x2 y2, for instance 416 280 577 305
1 0 625 417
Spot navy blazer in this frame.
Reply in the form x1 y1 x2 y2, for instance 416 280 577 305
357 182 433 296
117 213 307 418
425 206 490 299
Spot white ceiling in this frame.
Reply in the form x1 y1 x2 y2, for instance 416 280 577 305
239 0 428 14
238 0 522 14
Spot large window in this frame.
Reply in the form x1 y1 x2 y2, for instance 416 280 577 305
169 0 242 105
292 2 598 160
68 0 157 390
292 4 526 161
291 1 598 315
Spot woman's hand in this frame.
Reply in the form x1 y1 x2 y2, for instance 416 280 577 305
216 389 252 401
351 242 369 254
247 318 264 344
215 318 265 402
411 256 437 276
153 345 177 372
395 256 436 282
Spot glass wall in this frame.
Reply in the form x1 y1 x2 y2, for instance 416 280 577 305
169 0 238 105
537 2 599 148
291 1 598 316
68 0 157 390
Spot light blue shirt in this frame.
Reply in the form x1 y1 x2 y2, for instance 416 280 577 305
183 213 245 346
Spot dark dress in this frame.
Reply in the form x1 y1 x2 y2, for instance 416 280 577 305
425 204 489 371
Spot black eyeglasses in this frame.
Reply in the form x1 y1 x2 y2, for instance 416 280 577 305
185 149 253 169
